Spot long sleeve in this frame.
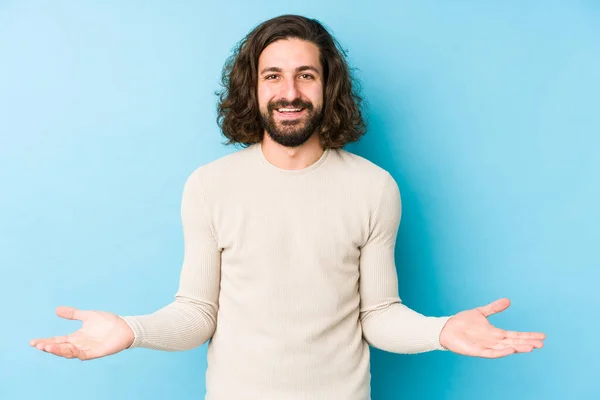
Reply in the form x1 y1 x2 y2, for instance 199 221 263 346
119 169 221 351
358 172 452 354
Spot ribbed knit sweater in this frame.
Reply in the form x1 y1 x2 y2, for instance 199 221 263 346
120 142 452 399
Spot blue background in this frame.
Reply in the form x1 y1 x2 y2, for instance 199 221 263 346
1 1 598 399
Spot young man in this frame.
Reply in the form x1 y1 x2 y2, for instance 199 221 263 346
30 14 545 400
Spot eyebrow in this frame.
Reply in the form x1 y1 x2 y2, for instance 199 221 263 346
259 65 321 76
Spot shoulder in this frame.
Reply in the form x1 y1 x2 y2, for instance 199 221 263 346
333 147 399 193
185 144 255 183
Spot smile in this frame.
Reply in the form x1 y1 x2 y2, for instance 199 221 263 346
276 108 305 118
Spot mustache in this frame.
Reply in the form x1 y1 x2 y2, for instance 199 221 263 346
267 98 314 112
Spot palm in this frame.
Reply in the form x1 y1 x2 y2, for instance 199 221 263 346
439 298 546 358
30 306 134 360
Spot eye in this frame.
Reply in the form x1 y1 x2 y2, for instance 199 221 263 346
265 74 279 80
300 74 314 80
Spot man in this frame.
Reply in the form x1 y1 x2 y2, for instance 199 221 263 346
30 14 545 399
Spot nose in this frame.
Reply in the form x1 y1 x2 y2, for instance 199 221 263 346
280 76 299 101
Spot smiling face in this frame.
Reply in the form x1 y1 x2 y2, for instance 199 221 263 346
257 38 325 147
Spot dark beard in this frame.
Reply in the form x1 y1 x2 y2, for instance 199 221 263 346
260 98 323 148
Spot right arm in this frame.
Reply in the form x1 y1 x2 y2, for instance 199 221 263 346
120 169 221 351
30 169 221 359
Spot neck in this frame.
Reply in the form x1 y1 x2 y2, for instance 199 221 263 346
260 133 325 171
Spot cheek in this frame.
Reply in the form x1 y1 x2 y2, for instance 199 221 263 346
257 84 278 103
256 85 269 110
308 86 324 107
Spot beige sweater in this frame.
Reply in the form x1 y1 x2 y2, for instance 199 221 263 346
120 142 451 400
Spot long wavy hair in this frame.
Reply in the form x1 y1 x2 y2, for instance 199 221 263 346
216 14 367 149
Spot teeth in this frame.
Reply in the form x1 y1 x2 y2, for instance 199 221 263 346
278 108 302 112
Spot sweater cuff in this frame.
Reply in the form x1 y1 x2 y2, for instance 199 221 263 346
434 315 453 351
119 316 143 349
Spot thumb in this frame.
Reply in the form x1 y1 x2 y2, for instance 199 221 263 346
56 306 88 321
476 298 510 317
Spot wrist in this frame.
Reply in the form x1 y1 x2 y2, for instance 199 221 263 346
118 316 137 349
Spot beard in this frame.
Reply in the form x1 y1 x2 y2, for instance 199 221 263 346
259 98 323 148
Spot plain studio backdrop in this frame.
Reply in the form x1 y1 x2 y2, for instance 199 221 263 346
1 1 598 399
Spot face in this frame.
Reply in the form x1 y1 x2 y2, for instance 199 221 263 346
257 38 324 147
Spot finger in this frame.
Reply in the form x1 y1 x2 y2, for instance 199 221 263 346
501 330 546 340
56 306 87 321
43 343 82 359
479 347 516 359
508 340 544 349
30 335 70 347
477 298 510 317
494 339 544 349
509 343 536 353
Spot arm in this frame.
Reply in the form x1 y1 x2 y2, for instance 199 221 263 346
120 169 221 351
359 172 452 354
358 173 546 358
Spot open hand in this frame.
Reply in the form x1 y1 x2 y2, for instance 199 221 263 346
439 298 545 358
30 306 134 361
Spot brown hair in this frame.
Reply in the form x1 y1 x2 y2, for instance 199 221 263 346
215 14 367 149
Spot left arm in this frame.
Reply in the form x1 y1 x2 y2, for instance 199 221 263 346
358 172 451 354
359 172 546 358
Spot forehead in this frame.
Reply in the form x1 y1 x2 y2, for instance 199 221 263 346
258 38 322 73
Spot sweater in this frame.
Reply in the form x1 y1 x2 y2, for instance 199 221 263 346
120 142 452 400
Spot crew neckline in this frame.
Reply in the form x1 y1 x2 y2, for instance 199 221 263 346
253 142 330 175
